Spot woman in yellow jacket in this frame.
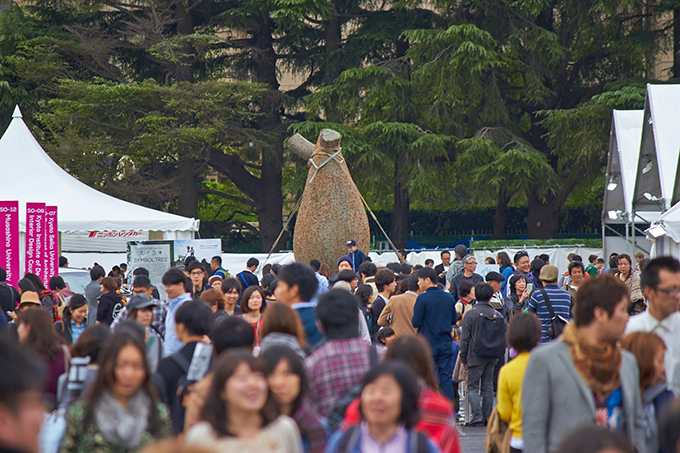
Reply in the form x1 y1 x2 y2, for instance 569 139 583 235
497 313 542 453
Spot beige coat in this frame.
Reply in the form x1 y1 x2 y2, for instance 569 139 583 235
376 292 418 337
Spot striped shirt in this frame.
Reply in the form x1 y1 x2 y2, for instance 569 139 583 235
526 284 571 343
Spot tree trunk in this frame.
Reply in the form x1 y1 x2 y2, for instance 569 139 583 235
675 8 680 78
392 163 410 249
494 191 510 239
177 160 199 217
324 0 343 85
173 1 195 82
257 142 286 253
525 190 559 239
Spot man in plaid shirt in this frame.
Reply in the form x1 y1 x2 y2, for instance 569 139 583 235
110 275 167 337
305 289 375 418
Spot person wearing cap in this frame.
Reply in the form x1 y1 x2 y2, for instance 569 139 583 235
125 293 163 372
486 271 508 317
446 244 469 289
526 265 572 344
208 275 223 292
346 239 366 273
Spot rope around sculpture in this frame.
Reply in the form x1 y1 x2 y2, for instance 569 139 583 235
265 146 403 263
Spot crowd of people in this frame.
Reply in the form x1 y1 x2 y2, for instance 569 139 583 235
1 242 680 453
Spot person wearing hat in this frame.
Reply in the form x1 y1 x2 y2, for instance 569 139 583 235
346 239 366 273
526 264 572 344
486 271 508 317
124 293 163 372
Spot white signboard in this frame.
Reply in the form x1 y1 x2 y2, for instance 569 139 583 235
128 241 173 301
173 239 222 267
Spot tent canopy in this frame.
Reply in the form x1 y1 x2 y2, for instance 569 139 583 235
634 84 680 213
603 110 643 224
0 106 199 234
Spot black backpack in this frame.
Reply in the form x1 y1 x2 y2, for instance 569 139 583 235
169 343 213 433
326 345 378 434
336 425 430 453
540 288 567 340
472 308 507 359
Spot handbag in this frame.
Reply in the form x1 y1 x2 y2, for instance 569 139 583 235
485 406 512 453
540 288 567 339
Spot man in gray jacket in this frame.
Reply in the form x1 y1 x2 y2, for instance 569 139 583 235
522 275 644 453
84 265 105 326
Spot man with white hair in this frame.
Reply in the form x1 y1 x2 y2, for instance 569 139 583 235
450 255 484 302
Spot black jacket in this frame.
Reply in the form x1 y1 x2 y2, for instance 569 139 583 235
434 264 448 285
236 270 259 289
97 292 123 326
0 282 19 313
54 320 73 344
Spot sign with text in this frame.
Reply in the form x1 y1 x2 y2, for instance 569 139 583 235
45 206 58 281
0 201 19 288
25 202 46 282
127 241 173 301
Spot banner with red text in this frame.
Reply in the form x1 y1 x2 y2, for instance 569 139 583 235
45 206 58 280
25 202 46 283
0 201 19 288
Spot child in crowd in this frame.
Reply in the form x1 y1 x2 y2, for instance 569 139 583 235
375 326 395 349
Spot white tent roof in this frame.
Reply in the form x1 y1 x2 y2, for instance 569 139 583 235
0 106 199 233
603 110 643 224
633 84 680 213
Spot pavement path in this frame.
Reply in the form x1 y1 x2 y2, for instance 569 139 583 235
458 425 488 453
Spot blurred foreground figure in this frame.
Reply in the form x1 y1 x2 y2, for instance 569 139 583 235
0 335 45 453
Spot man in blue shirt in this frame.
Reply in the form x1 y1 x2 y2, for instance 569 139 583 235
275 262 322 347
346 239 366 273
162 267 192 356
412 267 457 401
527 265 572 343
210 255 228 279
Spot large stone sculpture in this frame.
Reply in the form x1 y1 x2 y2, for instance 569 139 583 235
287 129 370 272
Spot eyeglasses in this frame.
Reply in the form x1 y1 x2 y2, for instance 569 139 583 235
656 287 680 297
190 271 204 277
465 262 477 266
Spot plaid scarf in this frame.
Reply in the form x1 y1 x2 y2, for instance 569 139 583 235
561 323 622 399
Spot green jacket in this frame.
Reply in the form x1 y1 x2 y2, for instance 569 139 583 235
59 400 172 453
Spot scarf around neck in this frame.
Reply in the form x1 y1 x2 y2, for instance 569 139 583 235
95 390 151 448
561 323 622 399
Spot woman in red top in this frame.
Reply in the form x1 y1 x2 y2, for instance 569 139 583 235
342 335 461 453
240 286 267 346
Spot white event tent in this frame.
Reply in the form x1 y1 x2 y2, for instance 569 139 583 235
604 84 680 257
0 106 199 254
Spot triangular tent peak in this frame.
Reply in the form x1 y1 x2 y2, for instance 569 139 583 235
0 107 199 234
12 105 22 118
603 110 643 224
632 84 680 216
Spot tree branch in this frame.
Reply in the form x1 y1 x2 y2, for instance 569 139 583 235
198 189 255 207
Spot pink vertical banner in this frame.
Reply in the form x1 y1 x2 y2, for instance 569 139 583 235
0 201 20 288
25 203 46 283
45 206 58 281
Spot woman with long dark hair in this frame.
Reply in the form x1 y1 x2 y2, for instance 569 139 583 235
496 252 515 294
185 351 303 452
97 277 124 326
60 333 171 453
55 294 88 344
507 274 530 316
240 286 267 347
261 346 326 453
17 308 68 408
